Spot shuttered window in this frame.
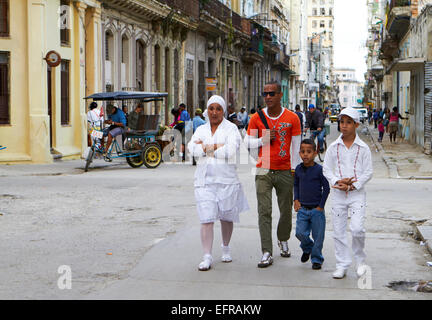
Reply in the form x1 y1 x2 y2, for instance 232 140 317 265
0 0 8 37
0 52 9 124
61 60 70 125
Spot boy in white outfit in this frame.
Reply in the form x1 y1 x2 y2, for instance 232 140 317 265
323 107 373 279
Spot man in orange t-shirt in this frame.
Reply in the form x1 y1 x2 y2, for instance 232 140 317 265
244 81 302 268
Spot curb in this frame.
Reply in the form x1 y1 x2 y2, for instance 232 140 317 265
415 225 432 256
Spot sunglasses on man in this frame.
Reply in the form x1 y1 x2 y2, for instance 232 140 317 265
262 91 280 97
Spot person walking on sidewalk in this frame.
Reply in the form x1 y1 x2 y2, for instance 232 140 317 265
188 95 249 271
323 107 373 279
244 81 302 268
377 119 385 143
388 106 408 144
294 139 330 270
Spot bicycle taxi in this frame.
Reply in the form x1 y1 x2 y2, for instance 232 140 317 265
84 91 168 172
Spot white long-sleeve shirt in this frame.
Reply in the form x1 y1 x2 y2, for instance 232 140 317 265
323 134 373 192
187 118 242 187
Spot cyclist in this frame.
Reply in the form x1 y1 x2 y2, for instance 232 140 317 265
304 104 325 153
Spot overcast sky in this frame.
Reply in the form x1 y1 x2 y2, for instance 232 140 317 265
333 0 368 82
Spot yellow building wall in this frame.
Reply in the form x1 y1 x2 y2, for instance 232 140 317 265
0 0 31 162
0 0 101 164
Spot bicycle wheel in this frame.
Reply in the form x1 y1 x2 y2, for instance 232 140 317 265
126 152 145 168
143 143 162 169
317 139 327 162
85 146 95 172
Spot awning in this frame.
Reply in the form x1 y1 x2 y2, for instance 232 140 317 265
386 57 426 73
84 91 168 102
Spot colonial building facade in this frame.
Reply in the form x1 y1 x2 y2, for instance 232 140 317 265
0 0 102 164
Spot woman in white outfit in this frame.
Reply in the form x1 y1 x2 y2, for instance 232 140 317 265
188 95 249 271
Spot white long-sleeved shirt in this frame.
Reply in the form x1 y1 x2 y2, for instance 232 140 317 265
187 118 242 187
323 134 373 192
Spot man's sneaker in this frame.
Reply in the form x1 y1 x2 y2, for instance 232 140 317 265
257 252 273 268
356 264 368 277
312 263 322 270
198 254 213 271
332 268 347 279
221 244 232 263
278 240 291 257
301 252 310 263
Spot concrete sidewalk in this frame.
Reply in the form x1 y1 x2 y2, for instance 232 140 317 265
0 158 126 177
86 222 431 300
365 124 432 179
363 124 432 254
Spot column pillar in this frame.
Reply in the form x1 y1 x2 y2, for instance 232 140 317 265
27 0 51 163
74 0 88 154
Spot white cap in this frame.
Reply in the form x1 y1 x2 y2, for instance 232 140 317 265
338 107 360 123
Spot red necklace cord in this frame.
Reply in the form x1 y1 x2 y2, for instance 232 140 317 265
337 143 360 195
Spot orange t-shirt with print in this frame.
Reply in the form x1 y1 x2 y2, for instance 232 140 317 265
247 108 302 170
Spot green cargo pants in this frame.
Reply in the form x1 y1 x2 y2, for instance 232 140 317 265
255 168 294 255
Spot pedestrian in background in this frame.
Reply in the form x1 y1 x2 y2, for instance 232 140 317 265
193 108 206 133
373 109 379 128
237 107 249 129
188 95 249 271
295 104 304 133
87 101 103 146
323 107 373 279
377 119 385 143
388 106 408 144
294 138 330 270
244 81 302 268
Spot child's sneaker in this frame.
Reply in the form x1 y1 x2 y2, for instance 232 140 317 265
332 268 347 279
221 244 232 263
312 263 322 270
301 252 310 263
356 263 368 277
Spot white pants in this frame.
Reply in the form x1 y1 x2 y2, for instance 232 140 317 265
331 190 366 270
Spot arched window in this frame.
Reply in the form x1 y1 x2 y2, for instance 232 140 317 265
136 39 146 91
105 30 114 91
121 34 130 89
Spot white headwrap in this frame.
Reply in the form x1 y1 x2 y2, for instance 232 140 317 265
206 95 227 114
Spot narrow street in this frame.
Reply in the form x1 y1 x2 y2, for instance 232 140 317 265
1 121 431 300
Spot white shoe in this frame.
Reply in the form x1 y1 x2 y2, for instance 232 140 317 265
332 268 347 279
198 254 213 271
221 244 232 263
356 264 368 277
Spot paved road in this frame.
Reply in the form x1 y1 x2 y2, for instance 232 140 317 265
0 122 431 299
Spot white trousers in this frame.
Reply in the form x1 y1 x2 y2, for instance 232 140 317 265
331 190 367 270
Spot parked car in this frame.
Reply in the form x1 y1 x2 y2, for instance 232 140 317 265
329 113 339 123
353 107 368 123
